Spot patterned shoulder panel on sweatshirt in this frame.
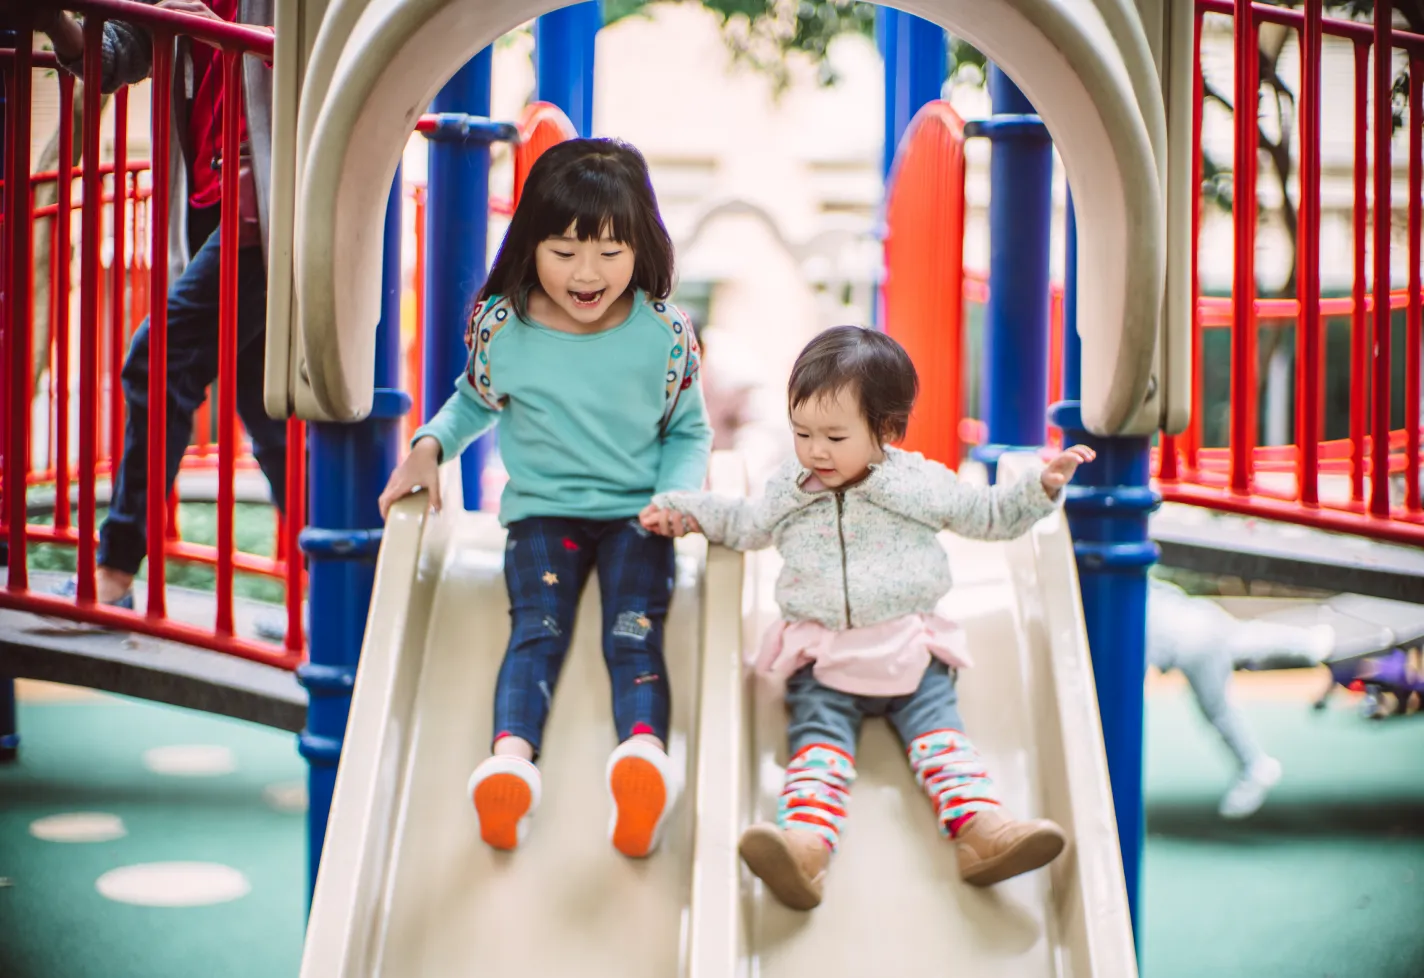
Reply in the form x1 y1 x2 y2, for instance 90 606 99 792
463 295 518 411
646 298 701 432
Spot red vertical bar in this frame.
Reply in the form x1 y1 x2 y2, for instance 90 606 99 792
1048 288 1063 409
1350 41 1370 505
1296 5 1323 507
1 73 7 549
1184 3 1207 469
146 35 174 619
195 398 211 455
55 74 75 531
133 189 145 305
215 48 243 637
1230 0 1259 495
110 88 129 478
77 20 106 602
1187 6 1206 472
1369 3 1393 518
166 487 180 540
5 28 35 589
283 417 306 654
48 213 59 483
1408 57 1422 514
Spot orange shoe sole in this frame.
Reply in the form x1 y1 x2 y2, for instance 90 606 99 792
609 755 667 858
472 771 533 851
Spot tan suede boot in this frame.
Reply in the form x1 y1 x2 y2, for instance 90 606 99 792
954 808 1066 887
739 824 831 910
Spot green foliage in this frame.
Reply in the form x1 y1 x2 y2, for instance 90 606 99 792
604 0 878 89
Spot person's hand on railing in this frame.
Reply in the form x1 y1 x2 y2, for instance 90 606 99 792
1040 444 1097 498
379 437 443 520
154 0 224 23
35 8 85 62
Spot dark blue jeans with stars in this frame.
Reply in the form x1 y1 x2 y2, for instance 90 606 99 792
493 516 676 758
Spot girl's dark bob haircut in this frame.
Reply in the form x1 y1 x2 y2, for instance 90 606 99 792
477 138 675 320
788 326 919 443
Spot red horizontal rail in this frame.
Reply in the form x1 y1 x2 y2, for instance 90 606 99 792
0 589 301 669
30 0 275 54
1159 482 1424 546
0 49 60 69
1197 0 1424 52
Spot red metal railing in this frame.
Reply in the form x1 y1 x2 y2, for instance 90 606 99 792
1158 0 1424 546
1 3 304 668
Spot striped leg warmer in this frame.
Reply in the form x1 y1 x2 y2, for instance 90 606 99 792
776 744 856 852
907 729 1001 838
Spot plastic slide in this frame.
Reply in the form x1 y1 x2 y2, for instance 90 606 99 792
300 453 1136 977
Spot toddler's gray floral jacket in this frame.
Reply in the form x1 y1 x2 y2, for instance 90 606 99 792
654 447 1060 630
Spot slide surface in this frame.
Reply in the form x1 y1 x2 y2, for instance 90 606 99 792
301 455 1136 977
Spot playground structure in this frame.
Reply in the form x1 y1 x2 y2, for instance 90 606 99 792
1 0 1422 974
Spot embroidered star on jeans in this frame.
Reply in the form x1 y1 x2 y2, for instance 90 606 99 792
542 572 559 586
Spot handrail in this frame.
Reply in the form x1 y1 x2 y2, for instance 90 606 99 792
3 4 305 663
1197 0 1424 51
30 0 275 54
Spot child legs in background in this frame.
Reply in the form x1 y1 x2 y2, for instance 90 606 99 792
1175 645 1281 819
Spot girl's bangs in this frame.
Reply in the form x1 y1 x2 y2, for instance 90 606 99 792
535 173 641 246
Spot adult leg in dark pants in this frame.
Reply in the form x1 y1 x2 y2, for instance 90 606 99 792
92 213 284 603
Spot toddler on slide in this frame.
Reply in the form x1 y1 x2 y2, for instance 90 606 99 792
642 326 1093 908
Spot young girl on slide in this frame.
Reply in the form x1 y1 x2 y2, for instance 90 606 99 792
642 326 1093 909
379 138 712 859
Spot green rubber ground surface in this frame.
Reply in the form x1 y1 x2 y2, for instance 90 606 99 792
1 682 1421 977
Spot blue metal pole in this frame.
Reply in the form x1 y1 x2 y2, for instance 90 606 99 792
534 1 601 137
299 167 411 903
874 8 944 327
1049 190 1157 942
973 66 1054 483
425 49 493 510
0 680 16 762
876 7 946 181
1063 194 1082 401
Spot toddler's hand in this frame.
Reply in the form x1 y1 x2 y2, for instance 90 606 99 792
638 504 702 538
379 437 442 520
1041 444 1096 497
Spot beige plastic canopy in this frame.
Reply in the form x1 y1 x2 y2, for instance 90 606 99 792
271 0 1186 436
300 452 1136 977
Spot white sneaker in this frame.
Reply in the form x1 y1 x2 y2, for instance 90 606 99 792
606 739 680 858
468 756 541 851
1219 756 1282 819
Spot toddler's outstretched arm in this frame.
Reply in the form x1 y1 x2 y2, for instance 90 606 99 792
863 446 1092 541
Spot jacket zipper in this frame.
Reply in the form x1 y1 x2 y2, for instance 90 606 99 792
834 492 852 628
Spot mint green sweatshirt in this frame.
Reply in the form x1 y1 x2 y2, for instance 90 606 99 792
412 290 713 525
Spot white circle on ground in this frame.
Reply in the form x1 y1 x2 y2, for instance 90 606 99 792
96 862 251 907
143 745 236 776
30 812 127 843
263 781 308 814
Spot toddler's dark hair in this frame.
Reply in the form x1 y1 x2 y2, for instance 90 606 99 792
788 326 918 442
478 138 675 321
